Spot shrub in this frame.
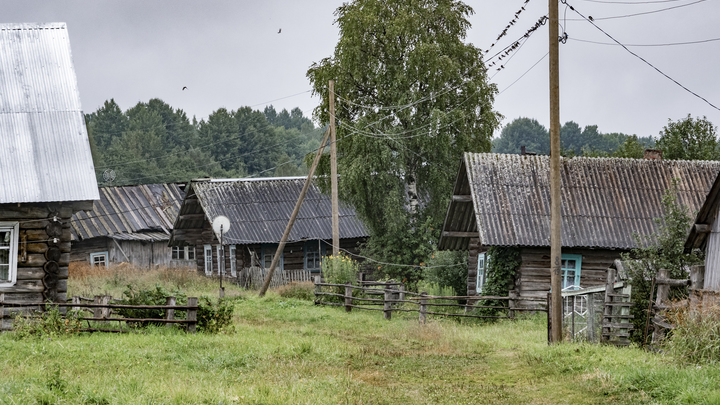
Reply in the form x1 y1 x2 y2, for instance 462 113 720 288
197 296 235 333
322 253 359 285
665 302 720 364
13 305 83 339
276 282 315 301
422 250 467 300
116 284 188 326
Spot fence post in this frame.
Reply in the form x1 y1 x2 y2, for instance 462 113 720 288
509 290 517 320
419 291 427 324
101 296 112 320
399 284 405 304
587 292 596 343
652 269 670 345
547 291 552 345
345 283 353 313
314 276 321 304
93 295 102 319
187 297 198 334
601 268 616 343
690 265 705 306
166 296 176 328
383 289 392 320
72 296 80 312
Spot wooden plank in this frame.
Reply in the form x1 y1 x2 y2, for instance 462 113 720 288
442 231 478 238
0 279 45 293
452 195 472 202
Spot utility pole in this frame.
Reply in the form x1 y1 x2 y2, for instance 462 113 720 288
330 80 340 256
549 0 563 343
258 128 332 297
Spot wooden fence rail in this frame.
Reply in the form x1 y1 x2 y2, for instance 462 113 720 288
0 296 199 333
313 279 545 322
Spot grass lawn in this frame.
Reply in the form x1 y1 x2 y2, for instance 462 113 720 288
1 268 719 404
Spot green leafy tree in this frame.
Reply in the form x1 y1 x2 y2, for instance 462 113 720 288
656 115 718 160
307 0 500 283
423 250 468 299
492 117 548 154
612 135 646 159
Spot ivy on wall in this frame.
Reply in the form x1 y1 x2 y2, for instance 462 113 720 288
475 246 521 318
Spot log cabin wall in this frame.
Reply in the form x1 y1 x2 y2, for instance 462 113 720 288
1 203 74 331
466 238 481 296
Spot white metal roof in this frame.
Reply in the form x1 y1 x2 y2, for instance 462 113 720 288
0 22 99 204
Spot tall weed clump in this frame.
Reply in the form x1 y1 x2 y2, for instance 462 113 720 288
422 250 467 302
622 182 701 345
13 305 83 339
321 253 359 284
665 303 720 364
276 281 315 301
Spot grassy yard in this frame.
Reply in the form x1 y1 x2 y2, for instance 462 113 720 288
1 267 719 404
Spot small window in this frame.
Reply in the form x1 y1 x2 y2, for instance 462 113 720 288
0 222 19 286
476 252 488 294
305 242 321 271
561 254 583 290
90 252 108 268
204 245 212 275
172 246 185 260
187 246 195 260
262 245 283 271
229 245 237 277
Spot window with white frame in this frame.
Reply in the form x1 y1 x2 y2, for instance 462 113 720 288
204 245 213 275
476 252 488 294
0 222 19 286
561 254 583 291
229 245 237 277
90 252 108 268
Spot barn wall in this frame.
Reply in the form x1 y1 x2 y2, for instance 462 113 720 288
704 203 720 290
70 237 110 262
466 238 481 295
1 203 74 330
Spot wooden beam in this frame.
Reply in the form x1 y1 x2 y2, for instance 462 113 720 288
694 224 711 234
452 195 472 202
442 231 478 238
178 214 206 221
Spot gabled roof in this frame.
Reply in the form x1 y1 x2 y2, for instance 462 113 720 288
170 177 368 246
0 23 98 204
70 184 184 242
439 153 720 250
685 170 720 252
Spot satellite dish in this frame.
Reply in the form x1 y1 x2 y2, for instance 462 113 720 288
212 215 231 237
102 169 116 183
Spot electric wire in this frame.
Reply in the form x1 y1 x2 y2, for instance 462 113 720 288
569 36 720 46
576 0 695 4
498 52 549 94
565 0 720 111
565 0 709 20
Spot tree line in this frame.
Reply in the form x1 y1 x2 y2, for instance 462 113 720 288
86 99 325 186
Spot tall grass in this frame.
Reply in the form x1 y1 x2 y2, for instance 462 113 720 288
665 300 720 365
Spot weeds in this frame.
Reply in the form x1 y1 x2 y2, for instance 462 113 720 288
665 300 720 365
276 281 315 301
12 305 83 339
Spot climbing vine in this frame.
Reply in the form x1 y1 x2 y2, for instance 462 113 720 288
475 246 521 318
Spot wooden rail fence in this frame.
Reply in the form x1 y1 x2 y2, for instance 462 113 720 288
313 278 545 322
0 295 199 333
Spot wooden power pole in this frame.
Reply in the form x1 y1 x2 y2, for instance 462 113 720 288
549 0 563 343
329 80 340 256
258 128 332 297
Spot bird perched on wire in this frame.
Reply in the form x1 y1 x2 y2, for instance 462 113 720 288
182 86 187 91
278 28 282 34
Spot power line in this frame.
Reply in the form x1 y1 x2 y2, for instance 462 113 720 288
565 0 709 20
576 0 694 4
569 36 720 46
498 52 549 94
565 0 720 111
247 89 312 108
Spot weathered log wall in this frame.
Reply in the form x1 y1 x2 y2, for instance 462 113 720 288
1 203 77 330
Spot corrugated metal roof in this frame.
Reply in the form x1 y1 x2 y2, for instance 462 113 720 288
110 232 170 242
439 153 720 250
0 23 98 204
70 184 184 241
173 177 368 245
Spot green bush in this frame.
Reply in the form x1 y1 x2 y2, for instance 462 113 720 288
13 305 83 339
422 250 468 301
665 304 720 364
474 246 521 318
276 281 315 301
321 253 359 285
116 284 188 326
197 296 234 333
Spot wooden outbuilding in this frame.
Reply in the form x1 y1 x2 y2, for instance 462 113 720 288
70 184 192 268
0 23 99 329
169 177 369 281
685 170 720 291
439 152 720 306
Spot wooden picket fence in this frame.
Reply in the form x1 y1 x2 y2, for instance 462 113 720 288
240 266 314 290
313 278 545 322
0 295 199 333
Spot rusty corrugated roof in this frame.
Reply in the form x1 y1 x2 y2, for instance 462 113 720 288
0 23 98 204
439 153 720 250
172 177 368 245
70 184 184 241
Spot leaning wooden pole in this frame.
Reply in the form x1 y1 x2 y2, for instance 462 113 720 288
549 0 563 343
258 127 332 297
329 80 340 256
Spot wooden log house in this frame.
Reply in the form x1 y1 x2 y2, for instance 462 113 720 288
0 23 99 329
70 183 193 268
439 151 720 306
169 177 369 280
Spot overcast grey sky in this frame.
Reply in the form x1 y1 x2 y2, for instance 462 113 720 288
4 0 720 139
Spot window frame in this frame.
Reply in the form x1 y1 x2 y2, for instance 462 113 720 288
476 252 488 294
90 251 109 269
0 221 19 287
204 245 212 276
229 245 237 277
187 246 195 261
561 253 583 291
304 240 324 272
261 244 284 271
